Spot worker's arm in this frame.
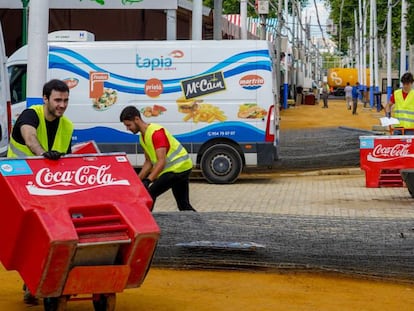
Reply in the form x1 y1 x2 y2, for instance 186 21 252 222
20 124 46 156
139 152 153 180
384 99 394 117
147 147 167 182
384 103 392 117
384 93 394 117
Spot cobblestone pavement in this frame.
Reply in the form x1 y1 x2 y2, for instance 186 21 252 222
153 169 414 219
152 169 414 279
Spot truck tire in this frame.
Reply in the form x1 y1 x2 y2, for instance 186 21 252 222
200 144 242 184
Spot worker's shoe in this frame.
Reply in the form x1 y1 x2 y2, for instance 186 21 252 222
23 284 39 305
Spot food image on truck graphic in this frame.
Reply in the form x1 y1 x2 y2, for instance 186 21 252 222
8 34 279 183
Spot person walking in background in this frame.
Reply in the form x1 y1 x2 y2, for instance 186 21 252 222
344 82 353 110
384 72 414 134
351 82 360 115
119 106 196 212
321 82 329 108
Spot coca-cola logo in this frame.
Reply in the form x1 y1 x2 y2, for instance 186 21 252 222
372 143 410 157
367 143 414 162
26 165 130 196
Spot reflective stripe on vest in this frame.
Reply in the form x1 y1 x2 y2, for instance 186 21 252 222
140 123 192 176
7 105 73 158
393 89 414 128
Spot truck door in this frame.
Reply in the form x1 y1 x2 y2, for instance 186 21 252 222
0 20 11 156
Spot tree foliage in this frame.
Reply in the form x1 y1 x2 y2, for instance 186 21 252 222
407 0 414 44
203 0 309 17
325 0 405 53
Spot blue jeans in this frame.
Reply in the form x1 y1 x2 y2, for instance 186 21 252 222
392 129 414 135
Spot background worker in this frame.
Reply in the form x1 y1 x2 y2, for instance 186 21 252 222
385 72 414 135
351 82 360 115
7 79 73 305
344 82 353 110
8 79 73 159
120 106 196 212
321 82 329 108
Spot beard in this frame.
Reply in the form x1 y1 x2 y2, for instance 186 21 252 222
47 105 65 119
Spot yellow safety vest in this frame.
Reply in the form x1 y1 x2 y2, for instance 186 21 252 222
393 89 414 128
140 123 192 176
7 105 73 158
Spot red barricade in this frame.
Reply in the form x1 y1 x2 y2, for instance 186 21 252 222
360 135 414 187
0 153 159 300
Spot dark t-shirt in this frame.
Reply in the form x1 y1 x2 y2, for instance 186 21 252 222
12 109 71 153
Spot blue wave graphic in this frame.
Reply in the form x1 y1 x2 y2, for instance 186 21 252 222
73 122 265 144
49 46 272 95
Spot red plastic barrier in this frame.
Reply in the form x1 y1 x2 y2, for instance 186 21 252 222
0 153 159 298
360 135 414 187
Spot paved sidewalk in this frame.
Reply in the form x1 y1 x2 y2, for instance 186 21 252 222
154 169 414 219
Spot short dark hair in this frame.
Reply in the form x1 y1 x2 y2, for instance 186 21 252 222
120 105 141 122
43 79 69 100
401 72 414 84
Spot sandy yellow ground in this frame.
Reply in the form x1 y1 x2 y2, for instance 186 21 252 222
2 99 410 311
280 98 385 131
1 265 414 311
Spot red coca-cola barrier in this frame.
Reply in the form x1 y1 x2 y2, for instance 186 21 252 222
0 153 159 307
360 135 414 187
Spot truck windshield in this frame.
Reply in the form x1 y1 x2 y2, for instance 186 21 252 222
9 65 27 105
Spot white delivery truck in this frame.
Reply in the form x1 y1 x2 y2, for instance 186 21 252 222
8 32 279 183
0 21 10 156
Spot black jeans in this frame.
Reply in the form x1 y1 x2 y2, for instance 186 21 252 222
352 98 358 114
148 169 195 211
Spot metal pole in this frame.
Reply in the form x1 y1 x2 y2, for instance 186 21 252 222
275 0 283 110
373 0 379 99
27 0 49 106
213 0 223 40
400 0 407 77
260 15 266 40
386 0 392 100
192 0 203 40
22 0 30 45
166 9 177 40
283 0 289 110
369 0 374 107
355 10 360 85
358 0 363 88
240 0 247 40
362 0 367 99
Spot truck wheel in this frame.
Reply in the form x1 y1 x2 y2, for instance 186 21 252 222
43 296 68 311
93 293 116 311
200 144 242 184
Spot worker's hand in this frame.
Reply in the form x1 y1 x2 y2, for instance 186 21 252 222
386 112 391 118
142 178 152 189
42 150 63 160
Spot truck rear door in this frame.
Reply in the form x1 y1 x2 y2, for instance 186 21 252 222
0 20 10 156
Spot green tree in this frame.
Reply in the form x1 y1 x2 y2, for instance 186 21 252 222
203 0 309 16
326 0 401 53
407 0 414 44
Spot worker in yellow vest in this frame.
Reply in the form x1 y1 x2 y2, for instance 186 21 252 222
120 106 196 212
7 79 73 306
385 72 414 135
8 79 73 159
